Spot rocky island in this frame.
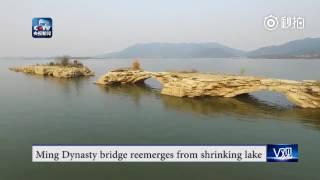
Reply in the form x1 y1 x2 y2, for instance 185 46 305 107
96 68 320 108
9 57 94 78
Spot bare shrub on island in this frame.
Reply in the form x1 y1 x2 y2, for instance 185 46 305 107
47 56 84 68
55 55 71 66
131 59 141 70
72 60 84 68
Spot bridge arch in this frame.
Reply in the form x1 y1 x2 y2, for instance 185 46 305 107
95 70 320 108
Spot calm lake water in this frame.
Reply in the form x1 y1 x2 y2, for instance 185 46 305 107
0 58 319 180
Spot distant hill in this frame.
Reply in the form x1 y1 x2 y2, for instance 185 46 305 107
97 42 245 58
96 38 320 59
247 38 320 59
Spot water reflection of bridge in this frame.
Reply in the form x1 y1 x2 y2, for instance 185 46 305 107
98 84 320 130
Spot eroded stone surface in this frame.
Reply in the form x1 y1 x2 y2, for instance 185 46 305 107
95 69 320 108
9 65 95 78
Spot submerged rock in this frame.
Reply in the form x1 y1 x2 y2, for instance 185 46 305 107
9 65 95 78
95 69 320 108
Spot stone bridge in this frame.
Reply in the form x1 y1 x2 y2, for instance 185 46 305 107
95 69 320 108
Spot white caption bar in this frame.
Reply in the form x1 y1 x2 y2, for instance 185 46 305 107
32 145 267 162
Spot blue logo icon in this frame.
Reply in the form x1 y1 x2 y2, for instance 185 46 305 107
32 18 52 38
267 144 298 162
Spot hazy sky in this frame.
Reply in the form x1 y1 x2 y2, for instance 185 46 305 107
0 0 319 57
